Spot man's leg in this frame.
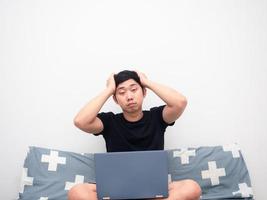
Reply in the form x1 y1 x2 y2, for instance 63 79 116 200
68 183 97 200
164 179 201 200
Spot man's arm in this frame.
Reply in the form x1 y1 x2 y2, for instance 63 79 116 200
73 74 115 134
137 72 187 124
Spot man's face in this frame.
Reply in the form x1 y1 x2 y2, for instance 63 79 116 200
114 79 145 113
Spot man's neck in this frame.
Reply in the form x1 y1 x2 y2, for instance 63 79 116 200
123 111 143 122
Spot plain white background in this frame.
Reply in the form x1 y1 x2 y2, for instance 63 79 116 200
1 0 266 199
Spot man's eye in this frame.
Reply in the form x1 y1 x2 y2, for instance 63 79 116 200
131 88 137 92
119 91 125 95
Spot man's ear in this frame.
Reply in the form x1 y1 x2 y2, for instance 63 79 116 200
113 95 118 104
143 88 147 97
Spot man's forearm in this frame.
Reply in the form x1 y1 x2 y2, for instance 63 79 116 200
74 88 113 125
145 80 187 108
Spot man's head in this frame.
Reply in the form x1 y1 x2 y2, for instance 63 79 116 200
114 70 144 91
113 70 146 113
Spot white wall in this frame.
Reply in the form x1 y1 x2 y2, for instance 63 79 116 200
1 0 266 199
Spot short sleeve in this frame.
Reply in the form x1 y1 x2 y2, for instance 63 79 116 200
93 112 114 136
151 105 175 128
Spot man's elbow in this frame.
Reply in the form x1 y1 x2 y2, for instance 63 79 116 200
168 97 187 116
73 117 84 129
181 96 188 108
171 97 187 119
73 117 102 134
177 96 187 110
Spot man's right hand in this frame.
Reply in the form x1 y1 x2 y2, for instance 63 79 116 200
106 73 116 95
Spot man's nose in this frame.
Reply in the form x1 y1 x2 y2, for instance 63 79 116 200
126 91 133 100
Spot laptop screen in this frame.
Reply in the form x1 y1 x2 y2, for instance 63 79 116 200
94 150 168 200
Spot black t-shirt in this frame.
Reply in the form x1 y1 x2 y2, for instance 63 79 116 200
94 105 175 152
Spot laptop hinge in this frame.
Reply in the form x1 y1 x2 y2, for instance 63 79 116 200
155 195 164 198
102 197 110 200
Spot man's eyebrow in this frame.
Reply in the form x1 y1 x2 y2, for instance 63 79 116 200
130 84 138 87
117 84 138 90
116 86 126 90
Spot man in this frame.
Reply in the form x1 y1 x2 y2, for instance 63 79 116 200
69 70 201 200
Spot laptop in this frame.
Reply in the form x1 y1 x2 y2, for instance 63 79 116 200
94 150 169 200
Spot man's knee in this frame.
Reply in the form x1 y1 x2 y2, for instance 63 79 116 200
68 183 96 200
183 179 201 199
170 179 202 200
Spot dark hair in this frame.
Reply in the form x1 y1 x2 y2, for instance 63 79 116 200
114 70 143 89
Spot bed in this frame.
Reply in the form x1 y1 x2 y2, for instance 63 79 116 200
18 143 254 200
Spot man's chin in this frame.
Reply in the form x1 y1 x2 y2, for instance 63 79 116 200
124 107 139 113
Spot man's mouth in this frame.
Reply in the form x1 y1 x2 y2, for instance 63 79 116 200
127 103 136 107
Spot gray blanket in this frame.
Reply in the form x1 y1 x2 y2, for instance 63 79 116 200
18 144 254 200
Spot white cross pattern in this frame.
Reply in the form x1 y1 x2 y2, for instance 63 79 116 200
39 197 48 200
19 168 34 193
201 161 226 186
233 183 253 197
41 150 66 171
223 143 241 158
173 148 196 164
65 175 85 190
